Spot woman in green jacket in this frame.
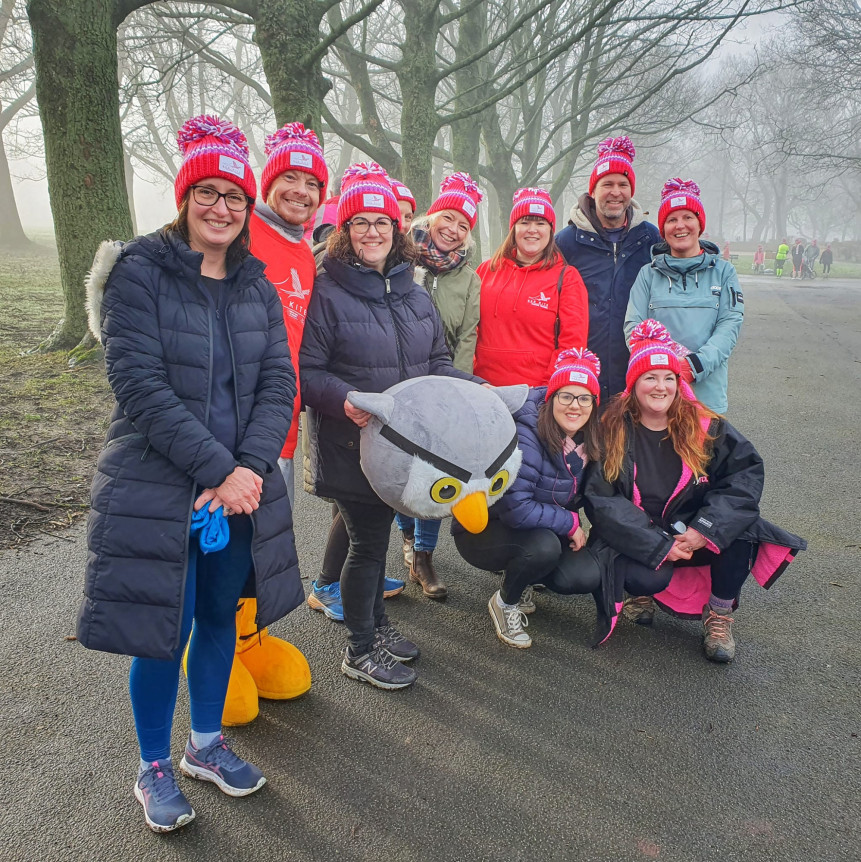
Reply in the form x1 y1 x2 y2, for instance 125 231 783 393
395 172 483 599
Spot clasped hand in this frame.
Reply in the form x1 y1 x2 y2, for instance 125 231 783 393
666 527 708 561
193 466 263 516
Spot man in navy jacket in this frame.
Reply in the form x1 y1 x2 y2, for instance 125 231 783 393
555 136 660 403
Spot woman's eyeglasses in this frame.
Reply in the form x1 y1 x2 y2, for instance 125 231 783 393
347 218 395 235
555 392 596 407
190 185 251 212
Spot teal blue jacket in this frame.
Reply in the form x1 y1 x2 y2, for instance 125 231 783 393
624 240 744 413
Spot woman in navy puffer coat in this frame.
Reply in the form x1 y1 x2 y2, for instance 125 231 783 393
79 117 302 833
454 349 604 649
299 162 480 691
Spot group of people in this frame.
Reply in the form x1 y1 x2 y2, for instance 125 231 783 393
78 118 805 833
771 237 834 278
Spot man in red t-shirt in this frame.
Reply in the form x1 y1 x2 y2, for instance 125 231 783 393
249 122 328 507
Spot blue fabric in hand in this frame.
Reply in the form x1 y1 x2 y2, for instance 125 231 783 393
190 506 230 554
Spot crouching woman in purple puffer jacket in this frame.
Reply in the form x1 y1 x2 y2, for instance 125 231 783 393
454 348 604 649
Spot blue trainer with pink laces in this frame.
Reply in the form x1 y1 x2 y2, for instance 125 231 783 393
134 760 195 833
179 735 266 797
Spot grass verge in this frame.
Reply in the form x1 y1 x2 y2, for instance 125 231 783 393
0 245 112 549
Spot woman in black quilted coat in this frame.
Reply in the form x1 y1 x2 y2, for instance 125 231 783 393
78 117 302 833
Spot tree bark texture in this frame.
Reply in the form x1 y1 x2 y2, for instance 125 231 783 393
253 0 329 131
27 0 135 350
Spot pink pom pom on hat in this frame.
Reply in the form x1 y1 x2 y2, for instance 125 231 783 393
336 161 400 227
174 115 256 209
588 135 636 196
261 122 329 202
657 178 706 236
390 178 416 213
427 172 483 229
509 187 556 232
546 348 602 403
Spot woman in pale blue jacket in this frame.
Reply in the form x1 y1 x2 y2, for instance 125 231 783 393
624 179 743 414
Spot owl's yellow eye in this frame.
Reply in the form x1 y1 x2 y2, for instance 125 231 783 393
430 477 462 503
488 470 510 496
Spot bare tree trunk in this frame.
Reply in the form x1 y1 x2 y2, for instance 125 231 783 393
27 0 136 351
0 127 32 249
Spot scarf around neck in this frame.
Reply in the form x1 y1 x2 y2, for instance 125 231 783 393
412 227 467 275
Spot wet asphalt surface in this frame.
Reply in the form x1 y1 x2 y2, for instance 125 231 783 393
1 275 859 862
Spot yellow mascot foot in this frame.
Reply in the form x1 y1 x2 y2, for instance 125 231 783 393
222 654 260 727
236 599 312 701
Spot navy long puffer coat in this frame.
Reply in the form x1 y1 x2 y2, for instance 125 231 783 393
78 229 303 660
299 255 478 504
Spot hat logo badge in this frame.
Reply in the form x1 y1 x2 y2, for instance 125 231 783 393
218 155 245 179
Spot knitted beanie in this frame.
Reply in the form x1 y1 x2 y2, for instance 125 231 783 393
625 319 683 392
509 187 556 232
546 348 602 404
174 115 256 209
390 179 416 213
336 162 400 227
588 135 636 196
657 178 706 236
427 172 483 229
261 122 328 202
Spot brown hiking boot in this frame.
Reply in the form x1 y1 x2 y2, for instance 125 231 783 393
409 550 447 599
622 595 657 626
702 604 736 662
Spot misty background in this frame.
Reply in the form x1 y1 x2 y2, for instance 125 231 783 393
3 1 860 255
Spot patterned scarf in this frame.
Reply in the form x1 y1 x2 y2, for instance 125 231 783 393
412 227 467 275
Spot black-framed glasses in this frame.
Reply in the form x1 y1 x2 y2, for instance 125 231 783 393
190 185 251 212
555 392 596 408
347 217 395 235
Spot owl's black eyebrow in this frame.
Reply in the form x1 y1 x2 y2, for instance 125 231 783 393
379 424 472 482
485 432 518 478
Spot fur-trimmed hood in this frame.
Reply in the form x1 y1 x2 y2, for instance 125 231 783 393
85 240 124 343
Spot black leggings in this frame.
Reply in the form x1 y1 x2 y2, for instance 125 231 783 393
334 497 394 653
616 539 753 601
454 519 601 604
319 503 351 587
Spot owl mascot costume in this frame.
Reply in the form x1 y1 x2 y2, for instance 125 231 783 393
347 377 528 528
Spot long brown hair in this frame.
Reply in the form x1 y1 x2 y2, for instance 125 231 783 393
601 385 719 483
487 223 561 271
326 221 419 271
167 192 252 271
536 396 602 462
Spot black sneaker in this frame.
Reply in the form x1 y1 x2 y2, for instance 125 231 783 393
374 622 420 662
341 644 417 689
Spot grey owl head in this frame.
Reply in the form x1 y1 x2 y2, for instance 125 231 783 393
347 377 527 533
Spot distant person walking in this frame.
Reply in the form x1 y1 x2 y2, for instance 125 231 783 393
790 238 805 279
752 245 765 273
820 243 833 276
555 136 660 402
774 239 790 277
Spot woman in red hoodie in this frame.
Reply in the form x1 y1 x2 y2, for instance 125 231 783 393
475 188 588 386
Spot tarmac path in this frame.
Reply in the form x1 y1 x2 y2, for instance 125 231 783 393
1 275 858 862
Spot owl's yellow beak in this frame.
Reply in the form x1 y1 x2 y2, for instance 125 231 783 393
451 491 488 534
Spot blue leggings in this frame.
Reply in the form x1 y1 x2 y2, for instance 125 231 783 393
129 515 253 762
394 513 441 552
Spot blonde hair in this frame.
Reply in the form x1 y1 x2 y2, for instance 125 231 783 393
412 212 475 254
